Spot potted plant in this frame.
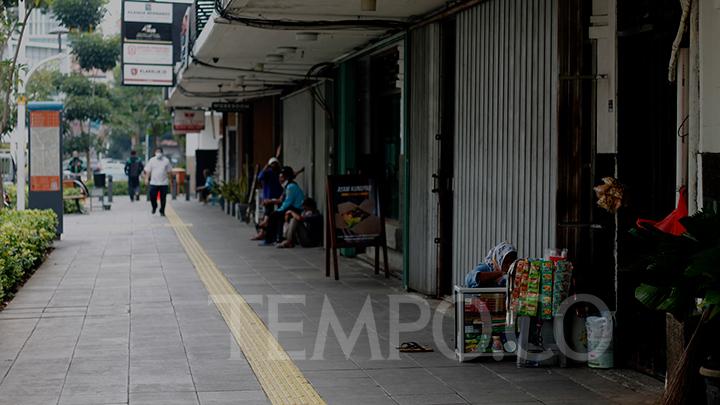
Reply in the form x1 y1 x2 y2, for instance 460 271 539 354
632 208 720 405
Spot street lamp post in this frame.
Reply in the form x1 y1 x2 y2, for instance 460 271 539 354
14 0 28 211
49 28 69 53
14 23 70 211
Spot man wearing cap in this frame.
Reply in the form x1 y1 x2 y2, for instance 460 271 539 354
251 157 284 240
262 165 305 245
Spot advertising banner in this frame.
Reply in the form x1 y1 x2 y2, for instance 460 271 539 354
326 175 383 246
325 175 389 279
173 110 205 132
175 6 190 73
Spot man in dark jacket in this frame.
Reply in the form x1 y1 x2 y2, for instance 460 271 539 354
124 150 144 202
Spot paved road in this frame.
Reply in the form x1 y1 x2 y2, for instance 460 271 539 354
0 199 662 405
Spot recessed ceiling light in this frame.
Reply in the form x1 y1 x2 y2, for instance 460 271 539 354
265 54 284 63
295 32 319 42
361 0 377 11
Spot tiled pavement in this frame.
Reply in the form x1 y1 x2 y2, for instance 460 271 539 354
0 199 663 405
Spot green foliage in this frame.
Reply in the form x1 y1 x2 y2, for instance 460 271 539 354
63 187 83 214
52 0 107 32
106 180 147 196
0 209 57 302
217 180 247 204
0 0 54 135
63 129 105 156
64 94 111 122
632 208 720 320
26 68 63 101
108 68 170 145
70 33 119 72
3 183 27 209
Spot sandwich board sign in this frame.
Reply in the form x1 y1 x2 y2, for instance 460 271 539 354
325 175 388 280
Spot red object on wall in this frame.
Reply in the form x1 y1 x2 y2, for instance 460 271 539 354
636 187 688 236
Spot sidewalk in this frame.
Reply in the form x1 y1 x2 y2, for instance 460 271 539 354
0 199 663 405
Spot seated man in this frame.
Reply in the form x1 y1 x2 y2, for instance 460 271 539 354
277 197 323 248
197 169 215 204
465 242 517 287
261 166 304 245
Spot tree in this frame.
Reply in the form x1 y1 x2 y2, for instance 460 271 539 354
109 68 170 153
26 68 63 101
51 0 106 32
60 73 112 179
0 0 53 136
70 33 119 72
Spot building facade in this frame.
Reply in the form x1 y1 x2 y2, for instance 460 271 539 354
169 0 720 377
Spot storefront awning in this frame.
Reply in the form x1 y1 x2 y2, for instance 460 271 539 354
167 0 450 108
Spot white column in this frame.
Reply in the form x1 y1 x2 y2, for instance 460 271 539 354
15 0 27 211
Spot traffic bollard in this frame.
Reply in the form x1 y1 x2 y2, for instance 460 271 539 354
107 175 113 203
185 175 191 201
171 177 177 200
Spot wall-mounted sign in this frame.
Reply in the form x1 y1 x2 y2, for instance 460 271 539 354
173 109 205 133
124 1 173 23
123 64 173 86
211 102 251 112
123 43 173 65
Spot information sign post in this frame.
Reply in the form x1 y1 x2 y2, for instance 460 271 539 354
28 102 63 236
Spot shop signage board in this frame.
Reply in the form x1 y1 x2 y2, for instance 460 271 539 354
123 64 173 86
173 109 205 133
121 0 189 87
211 102 251 112
325 175 389 280
123 43 173 65
28 102 63 235
123 22 173 42
123 1 173 23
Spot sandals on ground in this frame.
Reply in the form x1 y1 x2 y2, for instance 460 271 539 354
396 342 434 353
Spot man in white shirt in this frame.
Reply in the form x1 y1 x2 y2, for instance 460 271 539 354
143 147 173 216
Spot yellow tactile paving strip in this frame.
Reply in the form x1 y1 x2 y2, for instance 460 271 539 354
165 206 326 405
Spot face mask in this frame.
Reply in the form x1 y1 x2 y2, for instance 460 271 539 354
155 152 162 158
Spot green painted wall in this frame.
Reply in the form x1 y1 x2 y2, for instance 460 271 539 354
336 62 356 174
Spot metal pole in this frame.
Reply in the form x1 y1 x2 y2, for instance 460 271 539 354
171 176 177 200
15 0 27 211
185 174 191 201
145 133 150 162
107 175 113 203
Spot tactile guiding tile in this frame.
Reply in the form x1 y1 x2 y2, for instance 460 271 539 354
165 206 326 405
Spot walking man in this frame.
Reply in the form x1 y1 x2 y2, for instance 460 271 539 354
124 150 144 202
143 147 173 216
